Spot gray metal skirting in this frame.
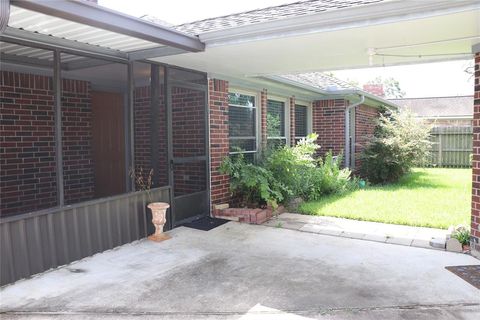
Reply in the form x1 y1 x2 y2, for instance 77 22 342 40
0 186 171 286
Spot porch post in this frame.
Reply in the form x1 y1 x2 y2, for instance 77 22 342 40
150 64 160 187
127 61 135 192
165 67 174 188
290 96 296 146
53 50 64 206
471 45 480 258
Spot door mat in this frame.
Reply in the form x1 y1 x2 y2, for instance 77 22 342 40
181 216 229 231
445 265 480 289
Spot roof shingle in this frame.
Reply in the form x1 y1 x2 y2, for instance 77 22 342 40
279 72 358 91
174 0 386 35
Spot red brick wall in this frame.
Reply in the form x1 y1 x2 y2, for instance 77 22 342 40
354 104 379 169
171 86 207 195
209 79 230 207
61 79 94 205
289 96 296 146
472 51 480 255
312 99 347 157
133 86 168 187
1 71 57 216
0 71 97 216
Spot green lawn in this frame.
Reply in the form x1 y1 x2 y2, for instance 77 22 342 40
298 168 471 229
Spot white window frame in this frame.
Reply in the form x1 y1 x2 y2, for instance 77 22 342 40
267 95 289 146
294 100 313 141
228 88 260 158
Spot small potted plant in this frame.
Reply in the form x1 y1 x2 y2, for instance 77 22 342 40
130 167 171 242
451 225 471 252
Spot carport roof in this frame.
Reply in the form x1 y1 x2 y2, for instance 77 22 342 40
154 0 479 77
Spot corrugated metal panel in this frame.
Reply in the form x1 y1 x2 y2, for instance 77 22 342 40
0 41 52 59
8 6 160 52
0 41 99 66
0 187 172 286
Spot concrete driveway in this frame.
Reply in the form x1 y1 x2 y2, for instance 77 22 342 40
1 222 479 319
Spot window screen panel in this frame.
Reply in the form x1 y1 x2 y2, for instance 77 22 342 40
228 93 255 107
230 138 256 153
229 106 255 137
267 100 285 138
267 138 286 150
228 92 256 155
295 104 308 138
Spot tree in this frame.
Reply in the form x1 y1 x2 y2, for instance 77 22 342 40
367 76 406 99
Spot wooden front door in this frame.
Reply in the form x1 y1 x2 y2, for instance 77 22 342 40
91 91 126 198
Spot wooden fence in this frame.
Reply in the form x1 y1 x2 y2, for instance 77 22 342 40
428 126 472 168
0 187 171 286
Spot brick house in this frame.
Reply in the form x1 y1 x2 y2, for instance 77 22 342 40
391 96 474 127
0 0 479 284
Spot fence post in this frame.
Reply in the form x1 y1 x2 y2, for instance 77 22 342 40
438 134 443 167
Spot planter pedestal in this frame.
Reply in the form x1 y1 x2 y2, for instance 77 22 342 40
147 202 170 242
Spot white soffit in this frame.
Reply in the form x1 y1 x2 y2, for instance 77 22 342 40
152 1 480 76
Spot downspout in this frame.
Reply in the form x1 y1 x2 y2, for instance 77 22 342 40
344 94 365 168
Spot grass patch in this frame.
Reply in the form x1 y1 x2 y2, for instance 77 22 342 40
298 168 471 229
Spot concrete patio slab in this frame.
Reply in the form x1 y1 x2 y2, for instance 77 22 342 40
268 213 450 250
1 222 479 319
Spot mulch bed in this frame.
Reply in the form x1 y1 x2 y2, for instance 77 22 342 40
445 265 480 289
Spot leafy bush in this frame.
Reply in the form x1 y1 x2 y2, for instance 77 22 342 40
262 133 319 200
220 134 357 207
219 153 288 208
451 225 470 246
302 153 357 201
360 109 432 184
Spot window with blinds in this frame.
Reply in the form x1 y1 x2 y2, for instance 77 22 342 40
267 99 286 149
295 104 308 143
228 93 256 157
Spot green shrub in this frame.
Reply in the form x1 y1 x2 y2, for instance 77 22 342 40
360 109 432 184
220 134 357 207
262 133 319 200
304 153 357 201
219 153 288 208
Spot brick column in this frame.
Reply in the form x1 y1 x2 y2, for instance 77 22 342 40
290 96 296 146
472 51 480 257
260 89 268 151
312 99 347 157
354 105 379 169
209 79 230 208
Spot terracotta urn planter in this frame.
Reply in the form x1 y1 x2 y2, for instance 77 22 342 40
147 202 170 242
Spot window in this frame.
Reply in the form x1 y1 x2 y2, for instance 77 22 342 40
228 92 257 160
267 99 286 149
295 104 308 143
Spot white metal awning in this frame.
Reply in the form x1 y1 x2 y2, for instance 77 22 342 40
0 0 205 63
8 6 160 52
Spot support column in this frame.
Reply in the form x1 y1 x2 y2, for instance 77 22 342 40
150 64 160 187
260 89 268 151
471 48 480 257
209 79 230 209
127 62 135 192
290 96 296 146
53 50 64 206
